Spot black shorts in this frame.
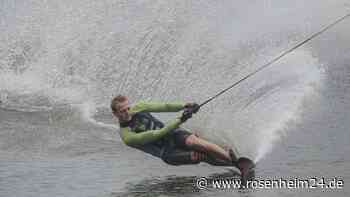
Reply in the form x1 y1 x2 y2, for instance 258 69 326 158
170 128 192 149
160 128 198 165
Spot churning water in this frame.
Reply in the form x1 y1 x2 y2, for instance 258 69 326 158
1 1 350 196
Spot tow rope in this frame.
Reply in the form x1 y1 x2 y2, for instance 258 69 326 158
199 12 350 108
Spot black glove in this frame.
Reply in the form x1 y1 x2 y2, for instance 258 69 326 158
184 103 200 114
180 108 193 122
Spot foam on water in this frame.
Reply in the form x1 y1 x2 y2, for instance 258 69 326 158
75 101 118 130
252 50 324 162
188 48 325 162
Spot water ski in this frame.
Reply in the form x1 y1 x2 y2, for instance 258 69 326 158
236 157 255 186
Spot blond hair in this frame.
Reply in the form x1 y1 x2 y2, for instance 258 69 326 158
110 95 128 113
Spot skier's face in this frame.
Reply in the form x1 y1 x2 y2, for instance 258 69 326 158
115 100 131 122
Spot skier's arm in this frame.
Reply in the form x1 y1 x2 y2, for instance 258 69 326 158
119 118 182 146
130 101 186 113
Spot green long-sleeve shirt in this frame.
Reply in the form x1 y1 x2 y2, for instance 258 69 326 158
119 101 186 146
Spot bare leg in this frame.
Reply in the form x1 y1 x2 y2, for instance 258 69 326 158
185 134 235 162
193 151 235 166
